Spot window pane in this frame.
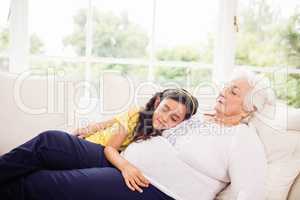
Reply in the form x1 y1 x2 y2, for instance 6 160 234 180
236 0 300 108
155 0 218 64
29 0 87 56
88 0 152 58
0 56 9 72
0 0 10 55
91 63 148 83
29 59 86 78
236 0 299 67
155 65 212 88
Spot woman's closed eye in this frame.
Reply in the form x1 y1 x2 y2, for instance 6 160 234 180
230 86 240 96
231 89 237 95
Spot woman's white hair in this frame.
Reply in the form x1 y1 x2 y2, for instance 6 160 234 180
229 68 276 114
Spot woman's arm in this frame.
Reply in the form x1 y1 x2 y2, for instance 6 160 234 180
104 127 150 193
228 126 267 200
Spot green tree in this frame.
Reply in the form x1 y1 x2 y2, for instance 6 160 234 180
282 11 300 67
156 45 200 62
281 10 300 108
0 27 44 54
63 9 149 58
236 0 300 107
0 27 9 53
155 46 200 85
30 33 44 54
154 41 214 86
236 0 283 67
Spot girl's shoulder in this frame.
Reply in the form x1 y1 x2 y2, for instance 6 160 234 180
126 106 142 117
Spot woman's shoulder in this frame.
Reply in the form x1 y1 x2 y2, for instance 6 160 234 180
233 123 257 136
230 123 263 148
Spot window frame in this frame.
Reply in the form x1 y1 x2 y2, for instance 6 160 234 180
9 0 300 84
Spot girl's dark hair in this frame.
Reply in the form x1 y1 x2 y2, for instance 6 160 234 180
132 88 198 142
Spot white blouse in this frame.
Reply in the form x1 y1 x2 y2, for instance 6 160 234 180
121 116 267 200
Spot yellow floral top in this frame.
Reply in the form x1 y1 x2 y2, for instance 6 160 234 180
84 107 140 151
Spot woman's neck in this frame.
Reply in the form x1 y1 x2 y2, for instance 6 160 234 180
205 111 242 126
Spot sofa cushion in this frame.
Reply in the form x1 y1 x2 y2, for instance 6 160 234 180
0 71 83 154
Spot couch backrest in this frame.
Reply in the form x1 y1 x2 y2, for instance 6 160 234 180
0 71 162 153
0 71 84 153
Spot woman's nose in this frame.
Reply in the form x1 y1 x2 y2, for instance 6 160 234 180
219 89 226 98
221 86 229 97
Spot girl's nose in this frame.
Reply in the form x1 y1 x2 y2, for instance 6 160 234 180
161 114 168 123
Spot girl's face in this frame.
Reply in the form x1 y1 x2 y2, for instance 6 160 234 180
152 98 187 130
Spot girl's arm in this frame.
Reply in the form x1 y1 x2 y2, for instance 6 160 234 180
73 118 116 138
104 127 150 193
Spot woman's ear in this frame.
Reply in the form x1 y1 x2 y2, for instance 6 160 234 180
154 96 161 109
241 105 257 118
241 110 250 119
240 107 255 122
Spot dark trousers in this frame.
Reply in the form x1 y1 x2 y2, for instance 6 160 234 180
0 130 173 200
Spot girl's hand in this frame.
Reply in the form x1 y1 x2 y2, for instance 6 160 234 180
73 123 104 139
73 127 90 138
120 162 150 193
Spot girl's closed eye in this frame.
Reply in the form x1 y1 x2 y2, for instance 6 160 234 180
170 113 180 122
171 116 179 122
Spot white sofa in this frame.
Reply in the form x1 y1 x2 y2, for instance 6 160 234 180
0 70 299 199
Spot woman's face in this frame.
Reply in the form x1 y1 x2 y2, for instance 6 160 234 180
214 78 252 117
152 98 187 130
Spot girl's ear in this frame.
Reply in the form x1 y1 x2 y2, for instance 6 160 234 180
154 96 161 109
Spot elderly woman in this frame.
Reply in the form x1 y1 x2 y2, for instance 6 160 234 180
123 69 272 200
0 69 272 200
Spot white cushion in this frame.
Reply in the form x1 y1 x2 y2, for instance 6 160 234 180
0 71 82 154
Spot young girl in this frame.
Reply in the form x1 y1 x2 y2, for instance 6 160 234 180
74 88 198 151
73 88 198 192
0 88 198 198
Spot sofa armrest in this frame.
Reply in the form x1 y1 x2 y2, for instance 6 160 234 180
288 173 300 200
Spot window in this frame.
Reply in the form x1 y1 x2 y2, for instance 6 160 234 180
25 0 220 91
29 0 88 57
155 0 217 61
28 0 88 77
0 0 10 71
90 0 152 59
236 0 300 107
154 0 218 88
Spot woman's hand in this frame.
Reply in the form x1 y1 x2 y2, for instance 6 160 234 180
73 123 104 139
120 162 150 193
